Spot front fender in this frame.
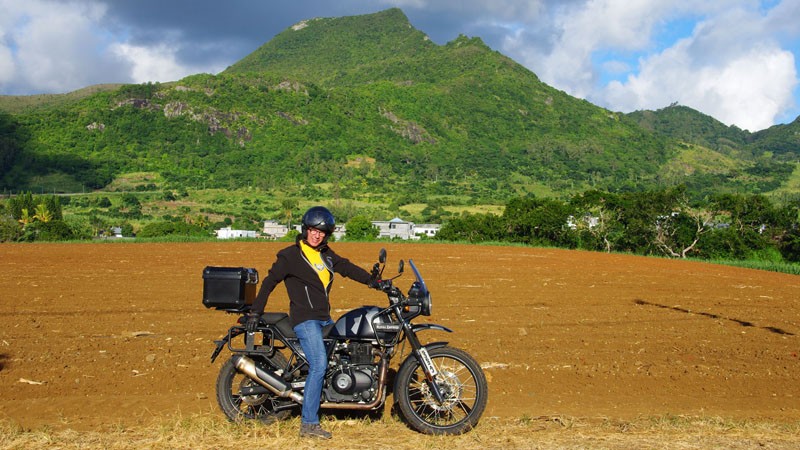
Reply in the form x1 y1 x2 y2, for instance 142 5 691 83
411 323 452 334
421 341 449 351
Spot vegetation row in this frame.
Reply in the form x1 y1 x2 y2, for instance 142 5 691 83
3 185 799 272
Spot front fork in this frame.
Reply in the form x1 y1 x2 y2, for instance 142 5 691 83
403 323 447 404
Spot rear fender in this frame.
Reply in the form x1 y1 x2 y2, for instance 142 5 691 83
210 328 242 363
210 337 229 363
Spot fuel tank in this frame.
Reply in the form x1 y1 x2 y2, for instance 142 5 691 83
330 306 400 341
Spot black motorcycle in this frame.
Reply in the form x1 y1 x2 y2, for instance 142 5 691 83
202 249 488 435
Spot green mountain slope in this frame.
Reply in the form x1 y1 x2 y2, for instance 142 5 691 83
0 8 796 202
225 8 437 85
627 104 799 195
627 104 750 155
751 116 800 157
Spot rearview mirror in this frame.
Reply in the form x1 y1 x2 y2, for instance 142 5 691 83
378 248 387 264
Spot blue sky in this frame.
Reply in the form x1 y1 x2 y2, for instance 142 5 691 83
1 0 798 132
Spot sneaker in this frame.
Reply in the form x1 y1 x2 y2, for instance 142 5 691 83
299 423 332 439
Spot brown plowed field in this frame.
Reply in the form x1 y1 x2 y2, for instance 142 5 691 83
1 242 798 431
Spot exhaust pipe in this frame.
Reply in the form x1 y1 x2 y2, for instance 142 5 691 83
233 353 389 411
232 354 304 403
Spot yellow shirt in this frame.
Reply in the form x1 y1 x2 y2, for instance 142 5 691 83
300 240 331 288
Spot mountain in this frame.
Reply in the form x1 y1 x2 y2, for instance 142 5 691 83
627 104 799 194
627 104 750 155
0 8 797 202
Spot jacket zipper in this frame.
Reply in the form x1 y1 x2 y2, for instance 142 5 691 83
304 286 314 309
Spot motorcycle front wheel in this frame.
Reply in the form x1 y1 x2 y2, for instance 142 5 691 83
216 352 292 424
395 346 488 435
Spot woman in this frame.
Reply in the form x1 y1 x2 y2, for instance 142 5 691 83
247 206 374 439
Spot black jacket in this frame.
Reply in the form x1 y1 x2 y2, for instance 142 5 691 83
251 239 372 326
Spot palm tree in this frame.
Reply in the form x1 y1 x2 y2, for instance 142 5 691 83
18 208 33 227
34 203 52 223
281 199 299 228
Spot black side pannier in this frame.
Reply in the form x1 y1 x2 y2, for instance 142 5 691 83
202 266 259 311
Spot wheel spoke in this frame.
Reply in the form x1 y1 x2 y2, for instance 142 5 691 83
404 354 480 427
216 355 291 424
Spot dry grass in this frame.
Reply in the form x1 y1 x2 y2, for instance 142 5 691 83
1 414 798 450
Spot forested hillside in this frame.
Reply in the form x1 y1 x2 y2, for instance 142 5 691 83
1 8 796 203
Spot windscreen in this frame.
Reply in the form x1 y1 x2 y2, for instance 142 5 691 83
408 259 428 296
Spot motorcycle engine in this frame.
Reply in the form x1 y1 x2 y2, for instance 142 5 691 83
324 342 378 403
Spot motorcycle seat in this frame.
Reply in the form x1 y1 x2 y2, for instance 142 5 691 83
262 313 294 337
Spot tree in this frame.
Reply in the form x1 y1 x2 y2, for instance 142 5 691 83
281 199 299 227
650 188 713 259
121 193 141 207
120 222 135 237
569 190 623 252
0 208 21 241
702 193 790 259
653 207 712 258
345 215 378 240
33 203 52 223
17 208 33 227
44 195 63 221
8 192 35 220
606 187 693 255
33 220 73 241
780 226 800 262
137 221 208 238
503 196 576 247
437 212 505 242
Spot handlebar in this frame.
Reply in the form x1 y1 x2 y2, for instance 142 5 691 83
369 249 430 317
375 279 394 292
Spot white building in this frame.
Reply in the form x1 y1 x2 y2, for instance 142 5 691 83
216 227 257 239
370 218 440 240
263 220 291 239
415 223 441 238
567 214 600 230
331 224 347 241
372 218 414 240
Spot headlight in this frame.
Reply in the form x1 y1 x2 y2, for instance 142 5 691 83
422 293 431 316
404 282 432 317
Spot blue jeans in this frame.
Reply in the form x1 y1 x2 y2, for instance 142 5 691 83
293 318 333 425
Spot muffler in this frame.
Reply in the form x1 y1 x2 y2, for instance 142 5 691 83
232 354 304 404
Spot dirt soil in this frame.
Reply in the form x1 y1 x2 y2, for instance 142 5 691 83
1 242 798 431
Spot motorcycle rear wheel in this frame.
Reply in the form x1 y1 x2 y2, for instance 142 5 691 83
395 346 488 435
216 352 292 424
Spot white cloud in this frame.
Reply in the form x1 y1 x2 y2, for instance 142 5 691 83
601 59 631 75
509 0 691 97
604 39 796 131
385 0 546 22
498 0 799 130
0 0 134 94
0 45 14 85
109 41 221 85
0 0 232 93
597 5 798 131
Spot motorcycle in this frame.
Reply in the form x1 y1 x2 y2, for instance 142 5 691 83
203 249 488 435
